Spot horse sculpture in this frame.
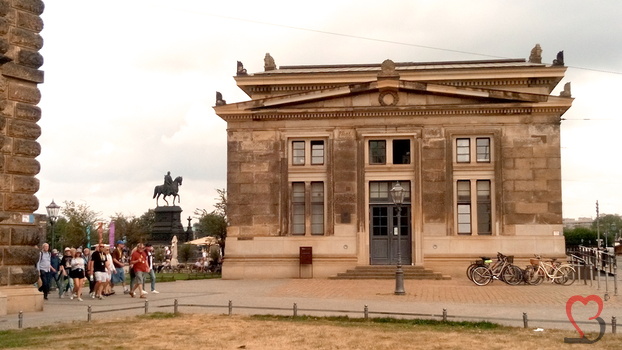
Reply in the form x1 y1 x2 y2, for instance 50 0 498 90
153 176 182 206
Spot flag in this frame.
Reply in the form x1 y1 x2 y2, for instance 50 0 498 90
109 221 115 246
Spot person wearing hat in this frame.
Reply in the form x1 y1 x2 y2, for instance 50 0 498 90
111 240 129 294
69 248 86 301
58 247 74 298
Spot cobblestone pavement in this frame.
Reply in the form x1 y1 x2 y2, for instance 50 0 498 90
1 271 620 334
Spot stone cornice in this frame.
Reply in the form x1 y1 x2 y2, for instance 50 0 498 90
217 105 570 122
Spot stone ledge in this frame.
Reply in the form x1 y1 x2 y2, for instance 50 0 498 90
0 285 42 315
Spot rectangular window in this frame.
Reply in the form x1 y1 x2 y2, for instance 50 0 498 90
476 180 492 235
457 180 471 234
456 138 470 163
369 181 411 203
291 182 305 235
311 182 324 235
476 138 490 163
292 141 305 165
369 140 386 164
392 139 411 164
311 141 324 165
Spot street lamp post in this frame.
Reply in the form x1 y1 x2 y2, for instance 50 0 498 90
45 200 60 250
390 182 405 295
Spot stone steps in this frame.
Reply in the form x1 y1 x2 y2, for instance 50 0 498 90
329 266 451 280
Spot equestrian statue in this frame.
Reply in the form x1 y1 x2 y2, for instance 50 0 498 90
154 171 183 206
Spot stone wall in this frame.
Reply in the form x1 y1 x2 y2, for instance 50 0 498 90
0 0 44 287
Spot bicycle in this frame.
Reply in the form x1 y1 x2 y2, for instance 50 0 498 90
523 255 575 286
466 256 492 281
470 252 523 286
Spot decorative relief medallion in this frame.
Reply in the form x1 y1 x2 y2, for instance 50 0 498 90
379 91 399 106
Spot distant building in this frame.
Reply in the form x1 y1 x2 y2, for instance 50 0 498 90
214 49 573 278
563 217 594 230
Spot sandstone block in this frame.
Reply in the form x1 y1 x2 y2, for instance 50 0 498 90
0 17 7 35
515 202 548 214
9 119 41 139
12 138 40 156
0 37 8 54
9 27 43 50
0 1 9 16
13 0 45 16
1 245 39 265
8 81 41 103
6 156 40 175
17 49 43 68
6 193 38 211
12 175 38 192
0 225 38 245
16 11 43 32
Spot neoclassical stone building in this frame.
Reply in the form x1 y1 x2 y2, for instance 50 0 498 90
214 48 573 278
0 0 45 314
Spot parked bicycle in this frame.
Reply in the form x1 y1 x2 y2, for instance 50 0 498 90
470 252 523 286
466 256 492 281
523 255 575 286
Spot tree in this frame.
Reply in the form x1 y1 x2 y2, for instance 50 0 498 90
195 188 228 254
109 211 153 248
59 200 101 248
564 227 597 247
591 214 622 246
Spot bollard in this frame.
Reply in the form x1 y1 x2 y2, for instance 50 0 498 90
442 308 447 322
523 312 528 328
228 300 233 316
293 303 297 317
613 316 617 334
18 311 23 329
364 305 369 320
174 299 178 314
145 300 149 314
87 305 92 322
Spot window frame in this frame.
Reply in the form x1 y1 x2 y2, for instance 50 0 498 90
290 139 326 167
367 138 412 166
454 136 492 164
290 181 326 236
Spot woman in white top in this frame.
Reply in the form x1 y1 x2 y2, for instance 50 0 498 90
69 249 86 301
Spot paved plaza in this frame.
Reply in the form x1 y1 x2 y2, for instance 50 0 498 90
1 271 620 334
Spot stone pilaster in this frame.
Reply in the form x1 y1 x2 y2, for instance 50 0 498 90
0 0 45 314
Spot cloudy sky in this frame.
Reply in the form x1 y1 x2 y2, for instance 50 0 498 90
35 0 622 221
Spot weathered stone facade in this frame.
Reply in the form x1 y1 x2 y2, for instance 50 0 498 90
215 52 573 279
0 0 45 313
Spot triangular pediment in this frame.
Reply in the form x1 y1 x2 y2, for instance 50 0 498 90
215 79 551 113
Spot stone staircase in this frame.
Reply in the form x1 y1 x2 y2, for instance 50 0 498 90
329 265 451 280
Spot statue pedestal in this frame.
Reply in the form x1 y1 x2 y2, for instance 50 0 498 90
152 206 185 246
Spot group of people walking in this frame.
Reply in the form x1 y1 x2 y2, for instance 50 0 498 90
36 241 159 301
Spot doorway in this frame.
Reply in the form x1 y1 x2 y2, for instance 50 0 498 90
369 181 412 265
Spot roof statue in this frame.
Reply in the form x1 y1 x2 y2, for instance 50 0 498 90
553 51 564 66
216 91 226 106
528 44 542 64
237 61 248 76
560 82 572 97
264 53 277 71
153 171 183 206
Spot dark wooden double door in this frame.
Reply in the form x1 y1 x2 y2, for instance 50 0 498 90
370 205 412 265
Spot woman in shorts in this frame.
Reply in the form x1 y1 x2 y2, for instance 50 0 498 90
69 249 86 301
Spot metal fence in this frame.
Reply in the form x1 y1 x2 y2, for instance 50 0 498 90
568 245 618 298
9 299 618 335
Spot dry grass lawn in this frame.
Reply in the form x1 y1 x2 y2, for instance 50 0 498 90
0 313 619 349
